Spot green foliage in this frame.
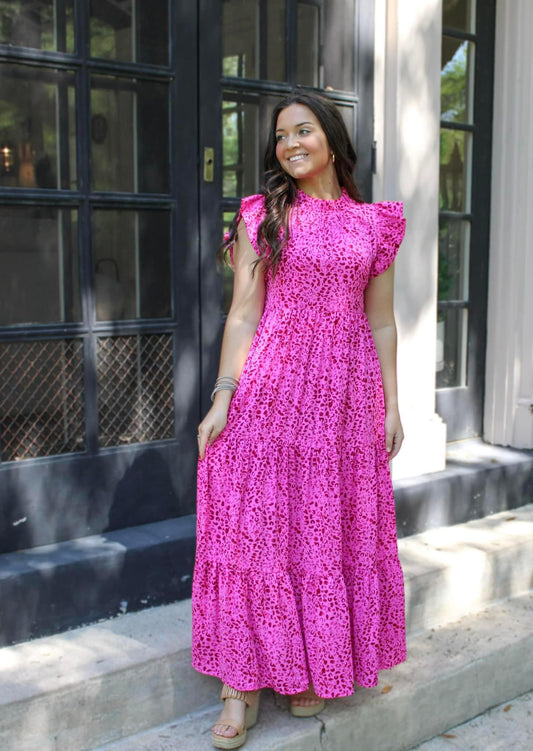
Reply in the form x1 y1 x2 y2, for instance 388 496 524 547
441 40 469 123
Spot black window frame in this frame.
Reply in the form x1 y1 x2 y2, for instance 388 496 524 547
220 0 374 221
0 1 182 461
436 0 496 440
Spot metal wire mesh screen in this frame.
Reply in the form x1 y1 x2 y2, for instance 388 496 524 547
0 339 85 462
97 334 174 447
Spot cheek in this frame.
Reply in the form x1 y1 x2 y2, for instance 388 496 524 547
306 136 329 160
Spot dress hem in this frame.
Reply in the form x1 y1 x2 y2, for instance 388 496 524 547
191 653 407 698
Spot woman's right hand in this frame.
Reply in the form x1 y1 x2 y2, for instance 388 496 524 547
197 400 230 460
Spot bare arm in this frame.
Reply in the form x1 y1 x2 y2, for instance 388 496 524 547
364 262 404 460
197 219 266 458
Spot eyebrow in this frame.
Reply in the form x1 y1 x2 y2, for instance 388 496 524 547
275 121 314 133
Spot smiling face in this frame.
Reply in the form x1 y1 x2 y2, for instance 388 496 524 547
275 103 334 184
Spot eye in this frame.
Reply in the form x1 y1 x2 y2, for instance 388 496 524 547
299 128 311 136
276 134 286 142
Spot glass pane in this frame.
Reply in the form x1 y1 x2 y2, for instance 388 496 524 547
0 206 79 325
443 0 476 34
265 0 285 81
0 0 74 53
97 334 174 447
323 0 354 92
296 2 320 87
222 92 281 198
438 219 470 302
91 76 169 193
439 129 472 212
436 306 468 388
0 339 85 461
441 38 475 124
222 210 236 314
90 0 169 66
93 209 171 320
0 64 76 190
222 0 286 82
338 103 354 143
222 97 257 198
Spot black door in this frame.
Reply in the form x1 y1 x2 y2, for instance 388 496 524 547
0 1 200 553
200 0 376 413
0 0 374 555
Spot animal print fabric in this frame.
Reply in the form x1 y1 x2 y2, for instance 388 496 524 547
192 189 407 697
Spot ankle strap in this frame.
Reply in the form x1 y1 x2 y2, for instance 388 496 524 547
221 684 252 706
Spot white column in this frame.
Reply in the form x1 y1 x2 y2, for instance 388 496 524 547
484 0 533 449
374 0 447 479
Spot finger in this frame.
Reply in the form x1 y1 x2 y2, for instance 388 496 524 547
198 425 216 459
388 433 403 460
208 427 220 446
197 428 208 460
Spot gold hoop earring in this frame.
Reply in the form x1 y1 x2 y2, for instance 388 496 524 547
331 152 336 164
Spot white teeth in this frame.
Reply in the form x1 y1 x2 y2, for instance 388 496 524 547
289 154 307 162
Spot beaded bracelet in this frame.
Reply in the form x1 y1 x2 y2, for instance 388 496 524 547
210 376 239 402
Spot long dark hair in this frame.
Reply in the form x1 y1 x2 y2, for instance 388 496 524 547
220 91 363 273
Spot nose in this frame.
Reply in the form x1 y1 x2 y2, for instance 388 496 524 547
286 133 300 149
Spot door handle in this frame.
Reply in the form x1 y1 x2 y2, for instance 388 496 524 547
203 147 214 182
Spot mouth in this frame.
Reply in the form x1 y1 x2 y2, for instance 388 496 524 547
288 154 308 163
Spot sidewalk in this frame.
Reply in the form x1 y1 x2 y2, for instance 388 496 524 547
411 690 533 750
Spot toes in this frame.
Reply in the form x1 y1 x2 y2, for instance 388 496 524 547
212 723 237 738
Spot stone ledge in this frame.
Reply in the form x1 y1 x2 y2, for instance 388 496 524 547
98 592 533 751
0 505 531 751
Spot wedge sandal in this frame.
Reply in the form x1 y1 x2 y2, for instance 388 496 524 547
211 684 261 749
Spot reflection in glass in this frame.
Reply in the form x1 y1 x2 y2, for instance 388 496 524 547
441 38 475 123
91 76 169 193
438 219 470 302
222 211 236 314
443 0 475 33
265 0 286 81
222 93 281 198
0 64 76 189
90 0 169 65
296 2 320 87
0 0 74 52
222 0 286 82
323 0 354 91
0 206 79 325
93 209 171 320
436 306 468 387
439 129 472 212
222 98 258 198
338 104 355 145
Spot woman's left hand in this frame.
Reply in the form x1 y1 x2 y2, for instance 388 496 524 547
385 407 404 460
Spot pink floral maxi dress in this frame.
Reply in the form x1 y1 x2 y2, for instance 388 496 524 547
192 189 407 697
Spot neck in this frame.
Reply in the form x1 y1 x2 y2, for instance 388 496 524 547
296 170 342 200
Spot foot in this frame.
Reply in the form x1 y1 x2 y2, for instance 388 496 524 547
212 697 246 739
290 686 322 709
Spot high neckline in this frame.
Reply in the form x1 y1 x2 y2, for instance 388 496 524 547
296 187 346 204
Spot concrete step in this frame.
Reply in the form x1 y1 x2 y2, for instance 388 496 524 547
409 690 533 751
2 438 531 648
95 592 533 751
0 504 531 751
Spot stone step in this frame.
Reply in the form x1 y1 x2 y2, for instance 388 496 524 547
0 504 531 751
2 438 531 648
96 592 533 751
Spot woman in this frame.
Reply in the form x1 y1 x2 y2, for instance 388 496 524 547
193 91 407 750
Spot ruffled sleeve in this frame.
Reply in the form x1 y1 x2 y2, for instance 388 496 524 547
225 194 266 262
369 201 406 278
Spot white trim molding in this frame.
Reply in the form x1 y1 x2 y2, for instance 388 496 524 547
484 0 533 449
374 0 447 479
